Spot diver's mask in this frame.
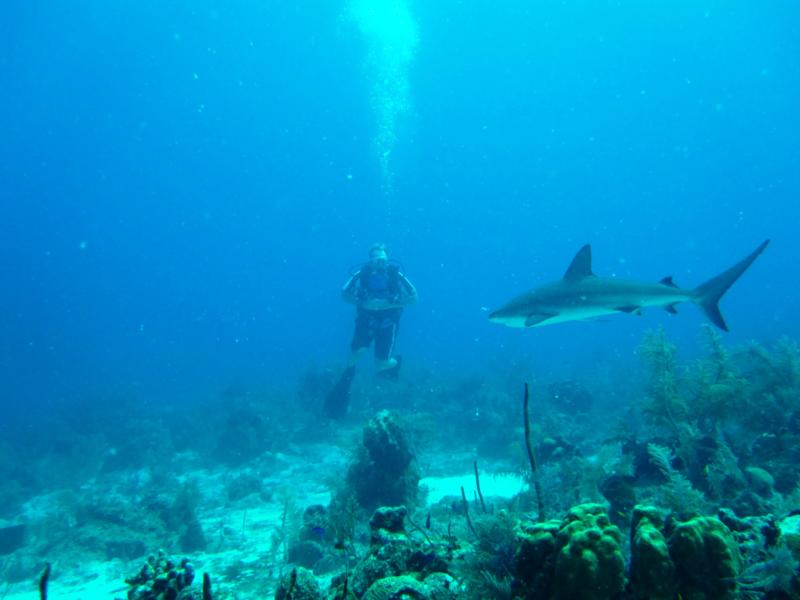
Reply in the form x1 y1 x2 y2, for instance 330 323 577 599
369 246 389 270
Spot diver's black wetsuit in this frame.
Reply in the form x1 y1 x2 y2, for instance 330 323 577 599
344 263 416 360
324 262 417 419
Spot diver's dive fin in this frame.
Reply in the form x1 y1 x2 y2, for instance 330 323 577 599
324 366 356 419
377 355 403 381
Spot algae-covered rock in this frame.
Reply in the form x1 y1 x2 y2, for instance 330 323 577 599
744 466 775 498
362 573 456 600
718 508 780 570
274 566 322 600
553 503 626 600
668 515 741 600
629 506 676 600
779 514 800 561
350 556 395 599
351 505 444 597
362 575 428 600
370 506 407 545
422 572 458 600
287 539 324 569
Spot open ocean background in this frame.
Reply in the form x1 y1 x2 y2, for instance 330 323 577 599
2 0 798 424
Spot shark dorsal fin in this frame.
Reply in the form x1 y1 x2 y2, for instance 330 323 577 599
563 244 594 281
660 276 679 288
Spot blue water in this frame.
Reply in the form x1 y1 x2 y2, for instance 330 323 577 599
1 0 798 415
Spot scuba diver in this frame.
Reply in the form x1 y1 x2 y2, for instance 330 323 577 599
324 243 418 419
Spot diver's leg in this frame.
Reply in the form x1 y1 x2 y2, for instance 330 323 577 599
376 356 401 378
347 347 368 367
375 318 401 378
348 312 374 366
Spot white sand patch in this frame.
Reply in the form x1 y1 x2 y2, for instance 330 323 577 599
1 443 342 600
2 561 129 600
420 472 528 505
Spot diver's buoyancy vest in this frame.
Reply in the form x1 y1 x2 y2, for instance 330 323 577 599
359 265 400 301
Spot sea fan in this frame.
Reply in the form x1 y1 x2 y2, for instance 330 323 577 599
647 443 709 514
478 569 513 600
646 443 674 479
660 472 708 515
737 545 798 598
704 434 745 502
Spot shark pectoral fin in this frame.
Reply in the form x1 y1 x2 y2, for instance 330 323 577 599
659 276 679 288
614 305 641 314
665 303 679 314
524 313 556 327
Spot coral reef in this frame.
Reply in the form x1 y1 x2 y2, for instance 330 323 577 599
5 329 800 599
345 411 419 511
552 504 626 600
628 506 675 600
779 513 800 560
122 551 199 600
369 506 409 545
334 504 456 599
274 567 322 600
350 506 417 597
598 474 636 528
0 522 26 555
362 575 428 600
362 573 456 600
667 515 742 600
103 499 800 599
287 504 331 569
513 518 560 598
638 328 687 434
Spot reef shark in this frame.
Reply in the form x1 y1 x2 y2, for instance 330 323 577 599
489 240 769 331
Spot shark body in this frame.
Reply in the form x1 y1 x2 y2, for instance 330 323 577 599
489 240 769 331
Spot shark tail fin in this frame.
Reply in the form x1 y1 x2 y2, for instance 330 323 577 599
693 239 770 331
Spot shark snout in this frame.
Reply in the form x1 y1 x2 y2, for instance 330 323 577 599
487 308 509 322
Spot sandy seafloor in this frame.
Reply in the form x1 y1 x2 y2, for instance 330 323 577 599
1 429 527 599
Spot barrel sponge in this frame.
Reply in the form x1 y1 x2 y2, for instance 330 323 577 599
668 515 741 600
629 506 676 600
514 519 560 595
553 503 626 600
515 519 560 575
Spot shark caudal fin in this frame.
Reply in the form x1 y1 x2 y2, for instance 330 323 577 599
694 240 770 331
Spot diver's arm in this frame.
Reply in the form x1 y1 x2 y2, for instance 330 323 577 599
397 273 418 306
361 272 416 310
341 271 361 304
